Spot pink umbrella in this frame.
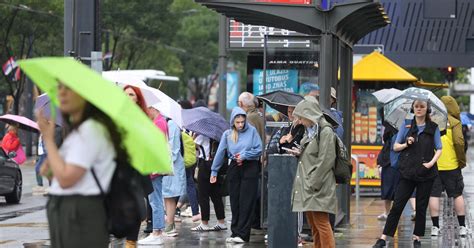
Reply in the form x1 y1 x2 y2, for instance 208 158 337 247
0 114 40 133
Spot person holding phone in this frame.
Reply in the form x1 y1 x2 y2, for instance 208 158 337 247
209 107 262 244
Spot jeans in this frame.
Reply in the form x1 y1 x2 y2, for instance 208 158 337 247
35 154 47 186
149 176 165 230
185 165 200 216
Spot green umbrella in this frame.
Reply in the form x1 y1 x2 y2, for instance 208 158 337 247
18 57 172 174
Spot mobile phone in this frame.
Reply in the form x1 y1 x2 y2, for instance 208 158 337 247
282 147 296 152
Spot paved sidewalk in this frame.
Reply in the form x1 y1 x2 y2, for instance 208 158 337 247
334 149 474 247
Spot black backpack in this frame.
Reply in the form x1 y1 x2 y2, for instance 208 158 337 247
91 160 146 238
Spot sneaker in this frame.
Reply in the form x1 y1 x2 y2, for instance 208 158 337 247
459 226 468 237
226 237 235 243
372 239 386 248
232 237 245 243
191 214 201 222
191 223 210 232
163 224 178 237
210 223 227 231
181 207 193 217
431 226 440 236
377 213 388 221
138 234 164 245
411 211 416 221
264 234 268 240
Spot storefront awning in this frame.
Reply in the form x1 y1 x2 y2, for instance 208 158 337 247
353 51 418 82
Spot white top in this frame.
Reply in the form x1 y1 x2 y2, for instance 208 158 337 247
38 135 45 155
194 135 210 160
49 119 116 196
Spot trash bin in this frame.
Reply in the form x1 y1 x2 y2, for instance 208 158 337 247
267 154 298 248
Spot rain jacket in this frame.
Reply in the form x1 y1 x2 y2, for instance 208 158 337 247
211 107 262 177
439 96 466 169
1 131 20 152
291 96 337 214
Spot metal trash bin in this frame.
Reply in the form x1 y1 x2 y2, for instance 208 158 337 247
267 154 298 248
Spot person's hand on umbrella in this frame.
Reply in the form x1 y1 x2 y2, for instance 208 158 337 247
36 110 56 142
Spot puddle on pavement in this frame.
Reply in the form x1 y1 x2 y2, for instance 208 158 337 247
0 205 45 221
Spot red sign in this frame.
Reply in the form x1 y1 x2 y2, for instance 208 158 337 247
254 0 312 4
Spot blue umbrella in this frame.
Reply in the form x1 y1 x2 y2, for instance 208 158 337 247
460 112 471 126
182 107 229 141
34 93 63 126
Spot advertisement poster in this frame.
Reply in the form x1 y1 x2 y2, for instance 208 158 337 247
350 147 382 187
226 72 240 111
253 69 298 95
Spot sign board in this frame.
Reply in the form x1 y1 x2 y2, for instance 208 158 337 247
253 69 299 95
228 19 314 50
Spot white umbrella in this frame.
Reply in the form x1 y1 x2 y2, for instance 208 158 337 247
372 88 402 103
103 72 183 128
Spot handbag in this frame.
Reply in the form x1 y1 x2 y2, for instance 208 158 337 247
217 150 229 197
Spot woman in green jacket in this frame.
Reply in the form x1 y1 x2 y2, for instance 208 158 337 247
289 96 337 248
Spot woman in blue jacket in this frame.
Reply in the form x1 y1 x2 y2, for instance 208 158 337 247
210 107 262 244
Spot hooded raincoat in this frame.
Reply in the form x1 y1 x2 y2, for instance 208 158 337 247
291 97 337 214
439 96 466 169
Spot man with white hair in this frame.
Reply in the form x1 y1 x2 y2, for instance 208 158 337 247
238 92 265 144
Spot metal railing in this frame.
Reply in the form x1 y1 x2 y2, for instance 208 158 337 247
351 154 360 201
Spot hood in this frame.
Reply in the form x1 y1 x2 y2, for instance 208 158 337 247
230 107 248 131
293 96 323 125
441 96 460 120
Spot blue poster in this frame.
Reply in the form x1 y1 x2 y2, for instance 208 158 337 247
253 69 298 96
227 72 239 111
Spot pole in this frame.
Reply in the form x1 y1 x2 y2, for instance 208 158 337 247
319 33 335 109
218 15 227 117
339 43 353 225
25 35 35 156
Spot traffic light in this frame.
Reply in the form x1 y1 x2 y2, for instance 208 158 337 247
443 66 456 82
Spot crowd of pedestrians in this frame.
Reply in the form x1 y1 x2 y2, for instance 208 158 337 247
20 79 470 248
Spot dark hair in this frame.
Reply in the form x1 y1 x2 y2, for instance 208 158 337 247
124 85 148 114
63 103 129 165
178 100 193 110
193 99 207 108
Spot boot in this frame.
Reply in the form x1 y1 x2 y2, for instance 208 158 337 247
125 240 137 248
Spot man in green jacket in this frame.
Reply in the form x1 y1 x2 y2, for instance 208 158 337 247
289 96 337 248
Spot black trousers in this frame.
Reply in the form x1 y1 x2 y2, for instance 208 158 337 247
383 177 434 237
197 159 225 221
228 160 259 242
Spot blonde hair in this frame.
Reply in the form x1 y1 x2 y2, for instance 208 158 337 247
231 127 238 143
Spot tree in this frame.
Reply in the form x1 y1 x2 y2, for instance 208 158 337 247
0 1 62 114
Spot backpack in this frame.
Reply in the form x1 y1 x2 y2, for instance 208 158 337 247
318 125 353 184
166 119 196 168
181 131 197 168
91 160 146 238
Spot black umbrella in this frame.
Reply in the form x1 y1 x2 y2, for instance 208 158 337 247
257 90 340 128
256 90 303 117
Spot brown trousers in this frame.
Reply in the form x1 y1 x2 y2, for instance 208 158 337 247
306 211 335 248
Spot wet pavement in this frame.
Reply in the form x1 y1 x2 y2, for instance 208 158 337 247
1 152 474 247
